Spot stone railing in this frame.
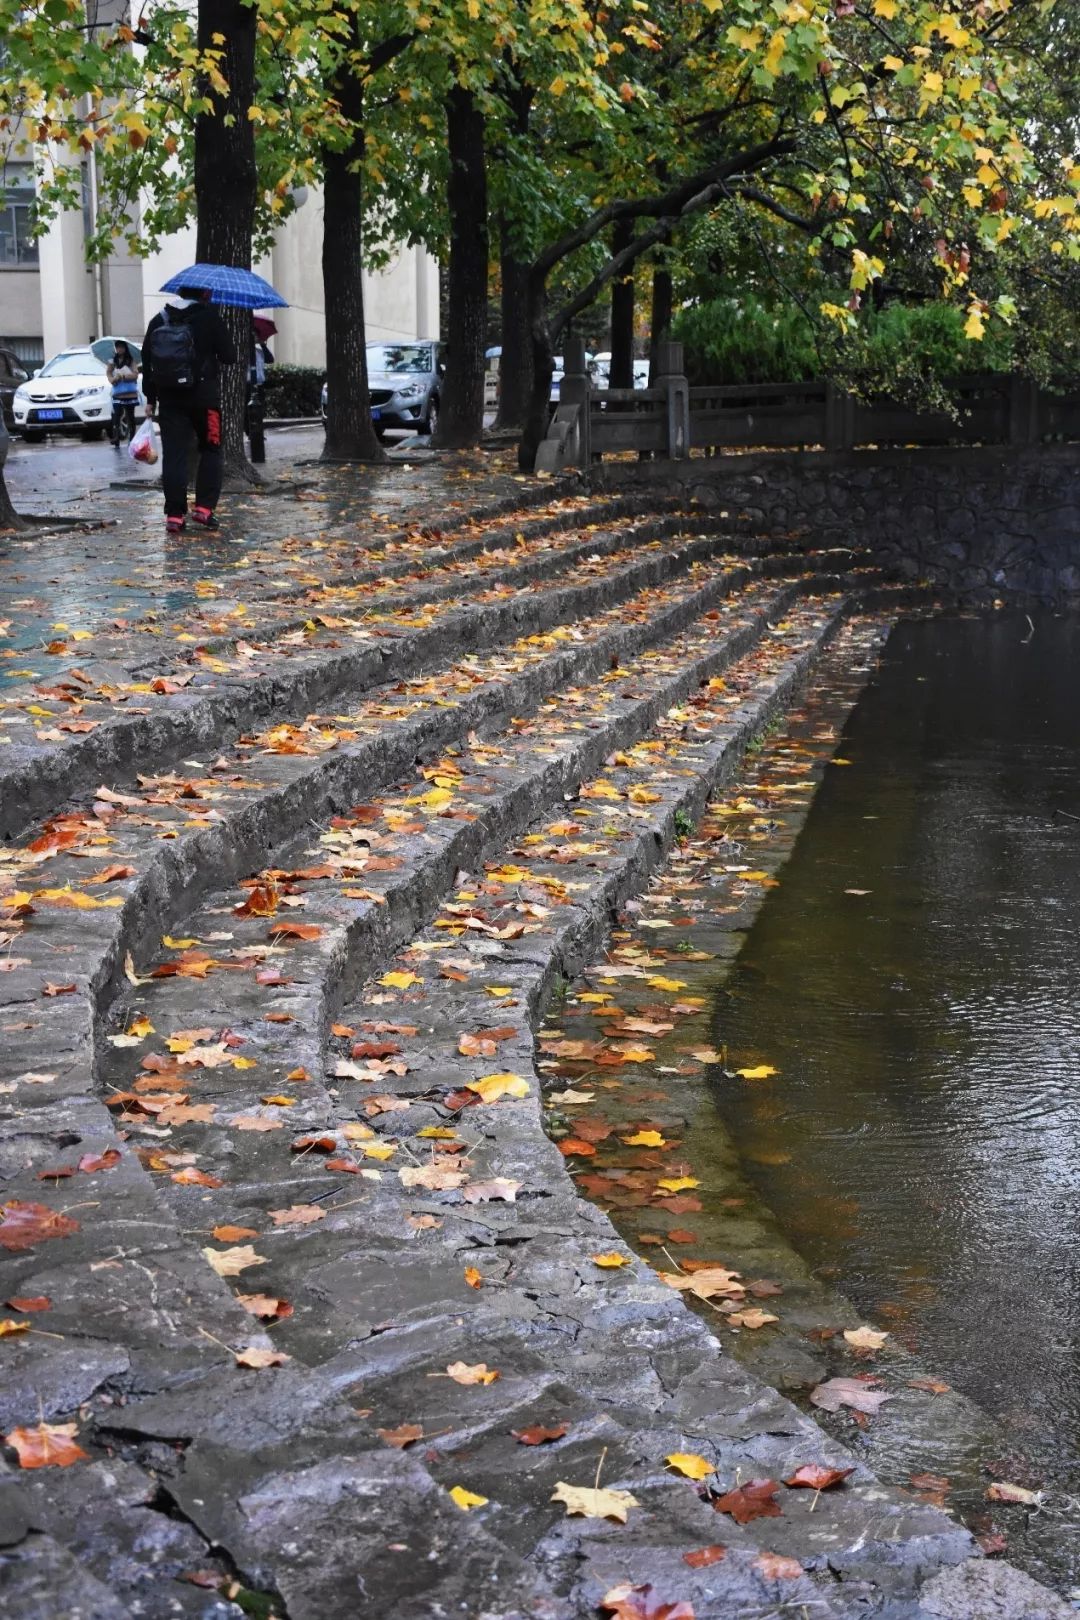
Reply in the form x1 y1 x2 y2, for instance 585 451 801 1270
535 337 1080 471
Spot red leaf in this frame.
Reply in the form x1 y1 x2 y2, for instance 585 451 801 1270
4 1421 88 1469
268 921 322 941
510 1423 568 1446
6 1296 51 1312
599 1584 695 1619
711 1479 782 1524
557 1137 597 1157
682 1546 726 1568
753 1552 803 1580
0 1201 79 1251
783 1464 854 1491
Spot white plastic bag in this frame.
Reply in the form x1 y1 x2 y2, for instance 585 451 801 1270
128 417 158 465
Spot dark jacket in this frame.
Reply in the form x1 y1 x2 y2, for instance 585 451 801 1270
141 302 236 407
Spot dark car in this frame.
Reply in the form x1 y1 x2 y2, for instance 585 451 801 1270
321 340 443 437
0 348 30 430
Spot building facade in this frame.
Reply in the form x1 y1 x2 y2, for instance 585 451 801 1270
0 165 439 368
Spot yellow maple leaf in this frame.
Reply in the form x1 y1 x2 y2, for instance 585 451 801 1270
449 1484 488 1510
647 976 686 992
466 1072 530 1103
592 1252 631 1268
551 1481 639 1522
657 1176 699 1193
736 1065 778 1081
379 970 421 990
622 1129 667 1148
666 1452 715 1480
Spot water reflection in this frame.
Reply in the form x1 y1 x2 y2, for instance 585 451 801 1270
715 614 1080 1476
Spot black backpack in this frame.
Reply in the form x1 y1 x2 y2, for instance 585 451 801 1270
147 305 199 390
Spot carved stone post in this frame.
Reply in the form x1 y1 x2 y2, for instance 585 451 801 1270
654 340 689 460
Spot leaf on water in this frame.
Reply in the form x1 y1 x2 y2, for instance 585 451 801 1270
558 1137 597 1157
844 1325 889 1351
711 1478 782 1524
666 1452 715 1480
810 1377 894 1416
735 1065 778 1080
784 1464 855 1491
910 1472 951 1493
5 1421 88 1469
511 1423 568 1446
727 1308 779 1330
547 1088 595 1104
908 1376 952 1395
657 1176 700 1193
551 1481 640 1523
660 1267 744 1301
442 1361 499 1386
0 1201 79 1251
448 1484 488 1511
202 1245 268 1277
622 1130 667 1147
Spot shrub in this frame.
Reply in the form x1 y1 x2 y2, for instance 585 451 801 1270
672 296 1014 390
261 363 324 418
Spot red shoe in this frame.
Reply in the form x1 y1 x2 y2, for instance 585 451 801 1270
165 514 186 534
191 506 219 531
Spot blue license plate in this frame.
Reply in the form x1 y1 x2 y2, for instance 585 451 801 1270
37 409 64 421
371 407 382 421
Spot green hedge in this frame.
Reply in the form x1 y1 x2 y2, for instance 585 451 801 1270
262 363 324 418
672 297 1014 388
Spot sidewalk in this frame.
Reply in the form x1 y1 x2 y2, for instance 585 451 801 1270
0 427 544 684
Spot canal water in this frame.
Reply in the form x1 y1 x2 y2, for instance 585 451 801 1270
715 613 1080 1488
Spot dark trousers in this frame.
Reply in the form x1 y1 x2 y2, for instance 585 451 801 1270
157 395 223 517
111 399 137 444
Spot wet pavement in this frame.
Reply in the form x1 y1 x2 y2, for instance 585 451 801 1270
0 428 536 682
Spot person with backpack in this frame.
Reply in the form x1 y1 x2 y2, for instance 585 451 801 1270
141 287 236 533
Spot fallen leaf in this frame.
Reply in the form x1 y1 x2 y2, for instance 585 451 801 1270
810 1377 894 1416
512 1423 568 1446
464 1266 483 1289
399 1164 468 1192
171 1167 223 1188
378 1423 424 1449
268 1204 325 1227
558 1137 597 1157
442 1361 499 1386
6 1296 50 1312
711 1478 782 1524
657 1176 700 1193
547 1088 595 1104
844 1325 889 1351
784 1464 855 1491
753 1552 803 1580
466 1072 530 1103
727 1308 778 1330
735 1065 778 1080
236 1293 293 1320
461 1178 521 1203
660 1267 744 1301
4 1421 88 1469
379 969 421 989
551 1481 640 1523
622 1129 667 1147
599 1584 695 1619
0 1201 79 1251
267 921 323 941
449 1485 488 1511
212 1224 258 1243
682 1547 726 1569
592 1252 631 1269
234 1347 290 1368
986 1481 1041 1506
666 1452 715 1481
910 1472 951 1493
202 1245 268 1277
0 1319 30 1337
908 1376 952 1395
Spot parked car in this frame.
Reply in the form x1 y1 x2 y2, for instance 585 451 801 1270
12 337 143 442
588 352 650 390
320 340 443 437
0 348 30 430
549 352 595 405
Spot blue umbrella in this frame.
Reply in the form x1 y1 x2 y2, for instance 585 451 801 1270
158 263 288 310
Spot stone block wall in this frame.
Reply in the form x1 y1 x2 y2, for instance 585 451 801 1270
595 446 1080 601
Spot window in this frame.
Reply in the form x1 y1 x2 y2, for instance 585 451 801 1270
0 165 39 267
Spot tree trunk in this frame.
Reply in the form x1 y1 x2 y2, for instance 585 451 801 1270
609 216 635 389
649 256 673 380
320 25 383 462
493 220 533 431
196 0 258 487
0 466 21 531
432 87 488 450
518 269 554 471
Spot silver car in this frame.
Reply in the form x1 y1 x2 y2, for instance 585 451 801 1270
321 340 443 437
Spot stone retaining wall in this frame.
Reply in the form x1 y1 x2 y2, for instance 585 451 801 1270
594 446 1080 601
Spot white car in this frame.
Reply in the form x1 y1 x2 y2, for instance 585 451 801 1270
12 337 143 442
